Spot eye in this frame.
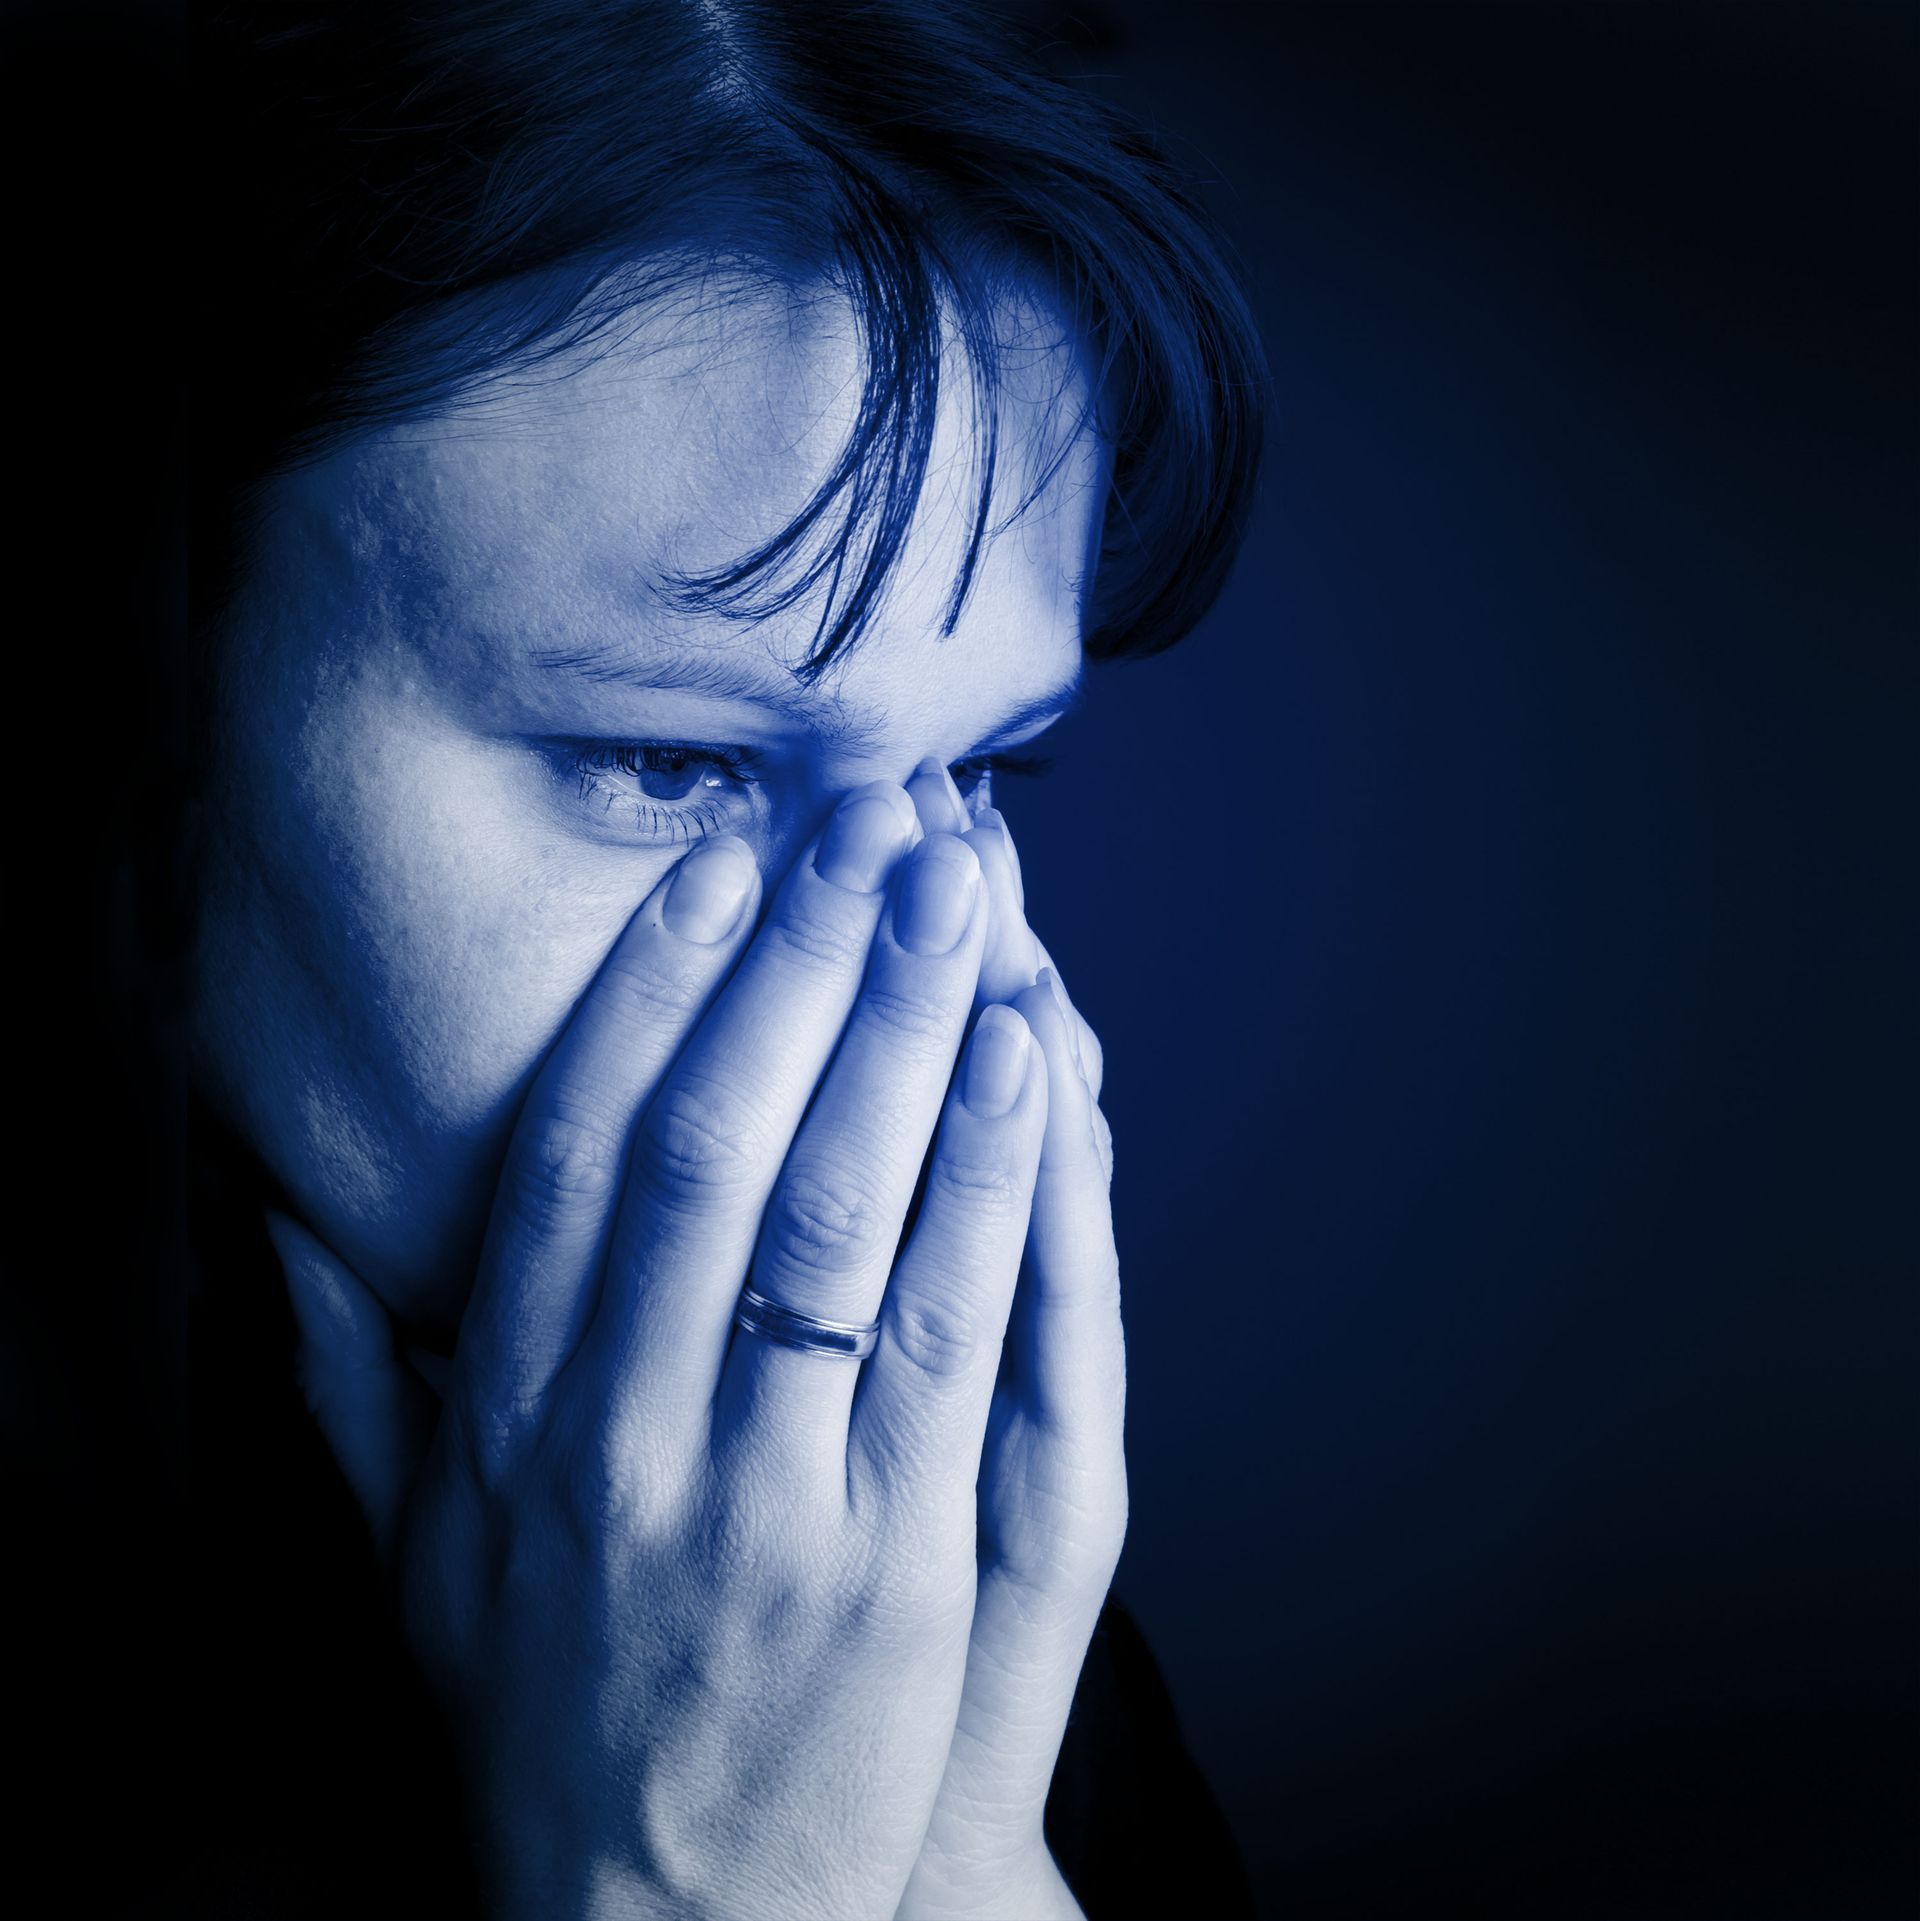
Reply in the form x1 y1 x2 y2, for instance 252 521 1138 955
565 740 763 845
613 742 750 801
945 750 1056 814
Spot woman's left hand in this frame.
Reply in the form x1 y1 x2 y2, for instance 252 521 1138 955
894 766 1128 1919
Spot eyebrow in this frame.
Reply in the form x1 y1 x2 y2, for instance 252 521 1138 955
967 677 1087 751
531 640 1085 753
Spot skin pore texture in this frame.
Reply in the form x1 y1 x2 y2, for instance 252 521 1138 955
194 272 1105 1332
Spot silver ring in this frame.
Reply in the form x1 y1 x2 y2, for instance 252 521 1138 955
733 1286 880 1361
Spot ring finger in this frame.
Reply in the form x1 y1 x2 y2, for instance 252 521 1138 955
715 831 986 1482
581 781 919 1455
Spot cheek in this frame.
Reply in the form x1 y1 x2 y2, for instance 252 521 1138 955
200 637 689 1320
295 683 667 1137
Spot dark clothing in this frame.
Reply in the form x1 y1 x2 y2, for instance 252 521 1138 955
178 1129 1256 1920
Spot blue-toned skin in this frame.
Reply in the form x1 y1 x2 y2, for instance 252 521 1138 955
198 279 1124 1920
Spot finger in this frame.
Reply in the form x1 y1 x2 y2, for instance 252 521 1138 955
964 806 1103 1101
1003 974 1124 1432
914 974 1128 1856
267 1209 433 1564
1028 928 1103 1106
963 809 1040 1007
584 781 924 1446
716 832 988 1483
1090 1095 1114 1185
847 1004 1049 1526
456 833 763 1429
905 753 970 836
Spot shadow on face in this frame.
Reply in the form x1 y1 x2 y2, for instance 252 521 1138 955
193 268 1107 1328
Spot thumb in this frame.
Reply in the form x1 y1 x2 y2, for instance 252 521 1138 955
265 1208 433 1564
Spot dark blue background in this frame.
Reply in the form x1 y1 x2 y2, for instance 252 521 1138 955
996 4 1916 1914
15 3 1913 1914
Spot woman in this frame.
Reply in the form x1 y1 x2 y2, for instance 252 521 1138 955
187 2 1266 1914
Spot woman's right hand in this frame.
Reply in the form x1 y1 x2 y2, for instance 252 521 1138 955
267 779 1056 1921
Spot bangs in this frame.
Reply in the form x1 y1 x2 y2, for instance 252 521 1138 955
650 227 1096 685
198 1 1267 668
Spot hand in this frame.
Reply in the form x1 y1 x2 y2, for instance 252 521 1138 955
269 780 1064 1921
891 767 1128 1920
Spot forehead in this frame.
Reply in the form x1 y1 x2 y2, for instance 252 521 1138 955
287 271 1105 730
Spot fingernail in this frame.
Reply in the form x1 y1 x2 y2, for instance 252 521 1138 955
965 763 993 821
906 754 970 834
895 833 981 955
964 1005 1031 1118
975 806 1025 910
815 782 916 893
662 835 757 942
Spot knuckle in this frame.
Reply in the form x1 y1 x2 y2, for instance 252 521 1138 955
1077 1482 1131 1584
508 1106 624 1212
993 1459 1130 1596
636 1069 767 1197
1002 1517 1127 1611
551 1424 640 1564
1057 1459 1131 1568
448 1391 536 1505
764 1162 890 1275
597 1398 692 1541
703 1472 847 1601
760 897 869 973
856 980 956 1049
885 1286 988 1381
599 945 710 1023
928 1147 1026 1216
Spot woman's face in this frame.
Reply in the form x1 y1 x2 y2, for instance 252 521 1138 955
195 279 1103 1331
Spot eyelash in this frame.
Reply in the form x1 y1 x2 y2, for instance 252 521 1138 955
568 742 1055 844
948 752 1055 789
573 741 764 844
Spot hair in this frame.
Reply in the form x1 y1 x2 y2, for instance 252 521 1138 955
194 0 1268 682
